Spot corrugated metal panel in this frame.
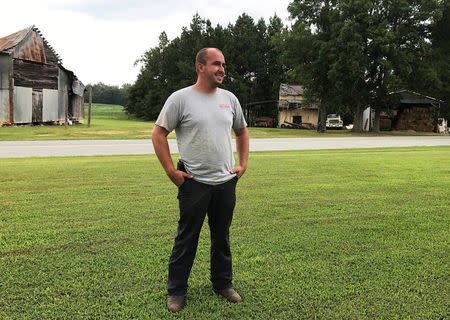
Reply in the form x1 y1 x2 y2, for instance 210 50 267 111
0 26 62 65
42 89 59 122
0 53 11 123
72 80 85 97
15 30 46 63
0 27 32 52
279 83 304 97
13 86 32 123
0 90 9 123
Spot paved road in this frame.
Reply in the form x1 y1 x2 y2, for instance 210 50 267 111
1 136 449 158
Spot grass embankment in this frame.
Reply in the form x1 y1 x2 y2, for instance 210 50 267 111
0 104 441 141
1 147 449 319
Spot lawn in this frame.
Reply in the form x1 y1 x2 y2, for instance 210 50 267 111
0 104 441 141
1 147 449 319
0 104 156 141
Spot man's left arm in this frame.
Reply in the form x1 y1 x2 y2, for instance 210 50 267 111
230 127 249 178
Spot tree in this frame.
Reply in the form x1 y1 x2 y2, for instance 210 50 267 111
283 0 342 132
84 82 129 106
283 0 443 132
422 0 449 119
127 13 285 122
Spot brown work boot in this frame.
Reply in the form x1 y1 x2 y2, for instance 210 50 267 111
167 295 186 313
214 288 242 303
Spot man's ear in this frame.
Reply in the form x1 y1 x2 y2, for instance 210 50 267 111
197 63 204 73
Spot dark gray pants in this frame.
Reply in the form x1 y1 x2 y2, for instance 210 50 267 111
167 169 237 297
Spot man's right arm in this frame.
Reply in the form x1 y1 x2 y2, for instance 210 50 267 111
152 125 193 187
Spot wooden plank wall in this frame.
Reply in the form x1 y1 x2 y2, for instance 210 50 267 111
32 89 43 122
13 59 58 90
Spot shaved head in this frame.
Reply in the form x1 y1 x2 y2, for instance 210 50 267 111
195 48 223 73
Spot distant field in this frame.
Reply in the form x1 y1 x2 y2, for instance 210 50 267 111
1 147 449 319
0 104 441 141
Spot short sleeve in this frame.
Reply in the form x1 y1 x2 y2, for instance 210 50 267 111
231 94 247 130
155 94 180 132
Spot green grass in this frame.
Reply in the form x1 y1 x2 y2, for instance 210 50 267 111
1 147 449 319
0 104 441 141
0 104 155 141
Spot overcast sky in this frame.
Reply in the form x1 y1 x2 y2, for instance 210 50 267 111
1 0 292 86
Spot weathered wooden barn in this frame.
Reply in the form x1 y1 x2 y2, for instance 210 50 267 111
0 26 84 125
278 83 318 128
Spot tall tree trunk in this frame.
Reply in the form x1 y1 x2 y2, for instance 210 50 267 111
317 100 327 133
352 102 364 132
371 107 380 133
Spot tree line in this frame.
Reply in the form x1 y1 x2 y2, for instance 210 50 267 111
84 82 130 106
125 0 448 132
125 13 284 124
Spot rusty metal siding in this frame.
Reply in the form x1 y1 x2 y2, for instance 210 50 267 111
42 89 59 122
0 27 31 52
13 29 46 64
0 53 11 124
13 86 32 123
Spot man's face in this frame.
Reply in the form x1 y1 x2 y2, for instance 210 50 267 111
200 49 226 87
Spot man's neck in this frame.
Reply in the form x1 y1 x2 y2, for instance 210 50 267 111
193 81 218 94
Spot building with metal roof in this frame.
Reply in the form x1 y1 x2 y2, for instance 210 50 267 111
0 26 84 125
278 83 318 129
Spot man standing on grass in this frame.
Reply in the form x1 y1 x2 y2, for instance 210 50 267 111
152 47 249 313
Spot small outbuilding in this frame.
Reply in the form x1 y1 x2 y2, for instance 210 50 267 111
362 90 443 132
277 83 318 129
0 26 84 125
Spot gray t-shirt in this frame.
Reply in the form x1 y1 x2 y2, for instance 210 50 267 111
155 86 247 185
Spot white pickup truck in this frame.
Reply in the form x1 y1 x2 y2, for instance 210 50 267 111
326 114 344 129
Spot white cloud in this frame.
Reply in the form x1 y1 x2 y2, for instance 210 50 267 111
1 0 291 86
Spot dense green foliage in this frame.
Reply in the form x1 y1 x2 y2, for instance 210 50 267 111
126 2 448 131
280 0 447 132
84 82 130 106
1 147 449 318
126 14 285 123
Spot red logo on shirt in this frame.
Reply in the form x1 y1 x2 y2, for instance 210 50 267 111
219 104 230 109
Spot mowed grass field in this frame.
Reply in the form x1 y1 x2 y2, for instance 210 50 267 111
0 104 441 141
0 104 154 141
1 147 449 319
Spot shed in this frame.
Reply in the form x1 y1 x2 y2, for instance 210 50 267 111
0 26 84 125
278 83 318 129
363 90 443 132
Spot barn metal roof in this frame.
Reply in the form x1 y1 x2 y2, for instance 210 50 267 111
0 26 33 52
279 83 304 96
0 25 62 64
392 89 444 105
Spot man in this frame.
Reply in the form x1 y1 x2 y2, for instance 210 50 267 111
152 47 249 313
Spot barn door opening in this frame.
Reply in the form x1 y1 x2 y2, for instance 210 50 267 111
32 89 43 123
